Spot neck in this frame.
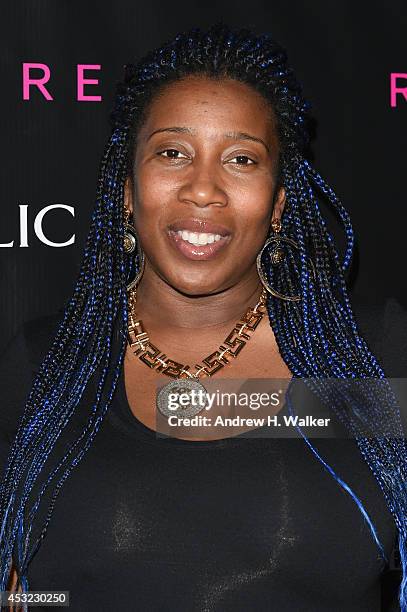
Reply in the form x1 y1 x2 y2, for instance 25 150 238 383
132 265 264 331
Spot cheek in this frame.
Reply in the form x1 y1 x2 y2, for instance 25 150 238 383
132 165 174 228
238 211 271 257
230 184 274 255
232 179 274 229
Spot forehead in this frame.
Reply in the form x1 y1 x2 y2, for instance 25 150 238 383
139 76 277 143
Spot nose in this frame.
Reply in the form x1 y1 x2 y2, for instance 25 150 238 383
178 161 228 208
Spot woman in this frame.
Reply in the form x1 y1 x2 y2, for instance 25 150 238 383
0 24 406 611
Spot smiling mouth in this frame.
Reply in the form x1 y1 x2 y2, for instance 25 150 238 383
167 229 232 261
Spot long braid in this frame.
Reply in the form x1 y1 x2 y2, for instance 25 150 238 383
0 129 130 593
0 24 406 609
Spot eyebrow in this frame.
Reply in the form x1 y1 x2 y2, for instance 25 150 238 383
146 126 270 153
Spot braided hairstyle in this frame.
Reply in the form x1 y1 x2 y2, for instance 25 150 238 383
1 23 406 609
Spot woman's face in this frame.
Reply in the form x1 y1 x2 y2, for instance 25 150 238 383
125 75 285 296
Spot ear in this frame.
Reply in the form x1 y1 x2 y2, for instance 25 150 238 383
272 186 286 221
124 176 133 214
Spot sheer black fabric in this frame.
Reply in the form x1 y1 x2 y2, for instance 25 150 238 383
0 296 405 611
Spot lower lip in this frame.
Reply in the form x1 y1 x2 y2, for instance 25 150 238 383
167 230 231 261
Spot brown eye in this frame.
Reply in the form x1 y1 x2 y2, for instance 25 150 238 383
158 149 187 159
228 155 256 165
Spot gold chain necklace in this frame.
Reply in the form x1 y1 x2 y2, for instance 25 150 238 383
127 286 268 419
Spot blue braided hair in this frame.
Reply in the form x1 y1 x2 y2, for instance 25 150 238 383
1 23 406 609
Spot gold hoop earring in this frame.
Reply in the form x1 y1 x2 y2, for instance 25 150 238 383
124 207 145 291
256 218 314 302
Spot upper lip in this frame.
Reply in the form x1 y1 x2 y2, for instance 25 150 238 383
168 218 232 237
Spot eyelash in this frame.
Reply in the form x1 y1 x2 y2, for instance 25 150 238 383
157 149 257 166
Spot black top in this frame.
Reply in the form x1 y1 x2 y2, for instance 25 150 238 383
0 296 406 612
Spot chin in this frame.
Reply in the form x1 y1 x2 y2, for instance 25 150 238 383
163 270 230 298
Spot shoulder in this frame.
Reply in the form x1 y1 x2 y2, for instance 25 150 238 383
351 295 407 377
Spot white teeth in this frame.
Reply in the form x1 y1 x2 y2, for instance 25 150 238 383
197 233 206 245
175 230 225 246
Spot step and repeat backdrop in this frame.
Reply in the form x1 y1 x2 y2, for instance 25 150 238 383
1 1 406 354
